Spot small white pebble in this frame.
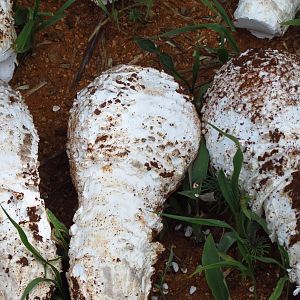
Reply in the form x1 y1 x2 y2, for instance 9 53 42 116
189 286 197 295
202 229 210 235
172 262 179 273
249 286 254 293
181 267 188 273
194 193 200 198
193 182 199 189
162 283 169 294
52 105 60 112
175 224 182 231
185 226 193 237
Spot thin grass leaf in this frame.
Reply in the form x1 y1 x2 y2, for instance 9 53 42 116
178 189 199 200
200 0 236 31
157 23 239 53
134 37 158 53
15 19 35 53
96 0 110 16
162 213 234 230
192 46 200 91
250 255 286 270
202 234 230 300
269 276 289 300
282 19 300 26
194 82 212 112
37 13 65 32
248 210 269 235
218 231 236 253
21 277 56 300
217 170 238 214
191 139 209 184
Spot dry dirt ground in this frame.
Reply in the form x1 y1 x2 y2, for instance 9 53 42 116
11 0 300 299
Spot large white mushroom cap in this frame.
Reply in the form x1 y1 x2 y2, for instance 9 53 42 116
203 49 300 289
234 0 300 39
0 81 59 299
0 0 17 82
67 65 201 299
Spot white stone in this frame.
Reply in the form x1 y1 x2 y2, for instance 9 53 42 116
172 261 179 273
0 81 59 299
203 49 300 289
189 286 197 295
52 105 61 112
67 65 201 299
184 225 193 237
0 0 17 81
234 0 300 39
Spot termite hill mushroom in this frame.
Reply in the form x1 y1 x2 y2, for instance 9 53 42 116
0 81 59 299
0 0 17 82
67 65 201 299
234 0 300 39
203 49 300 294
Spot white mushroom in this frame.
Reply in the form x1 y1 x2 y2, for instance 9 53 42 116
234 0 300 39
0 0 17 82
0 81 59 299
202 49 300 290
67 65 201 299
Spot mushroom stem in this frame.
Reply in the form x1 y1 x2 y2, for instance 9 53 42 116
0 0 17 81
67 65 201 299
0 81 59 299
234 0 300 39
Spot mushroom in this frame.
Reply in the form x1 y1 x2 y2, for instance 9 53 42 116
67 65 201 299
202 49 300 292
0 81 59 299
0 0 17 82
234 0 300 39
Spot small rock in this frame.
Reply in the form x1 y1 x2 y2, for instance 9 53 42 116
189 286 197 295
172 262 179 273
175 224 182 231
249 286 254 293
52 105 61 112
162 283 169 294
202 229 210 235
181 267 188 274
184 226 193 237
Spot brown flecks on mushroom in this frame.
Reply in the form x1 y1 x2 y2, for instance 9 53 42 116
26 206 41 222
16 257 29 267
70 277 86 300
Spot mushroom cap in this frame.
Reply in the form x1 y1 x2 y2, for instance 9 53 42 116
234 0 300 39
0 0 16 81
0 81 59 299
202 49 300 286
67 65 201 299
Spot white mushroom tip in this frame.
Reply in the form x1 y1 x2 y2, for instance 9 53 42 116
0 51 17 82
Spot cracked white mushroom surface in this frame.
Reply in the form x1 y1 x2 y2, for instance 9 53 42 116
0 81 59 299
234 0 300 39
202 49 300 291
0 0 16 82
67 65 201 299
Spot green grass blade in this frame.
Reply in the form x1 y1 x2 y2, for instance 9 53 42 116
269 276 289 300
217 170 238 214
1 206 47 264
192 46 200 91
218 231 237 253
96 0 110 16
134 37 158 53
158 23 239 53
21 277 56 300
15 19 35 53
38 13 65 32
162 213 234 231
202 234 230 300
250 256 285 270
191 139 209 184
282 19 300 26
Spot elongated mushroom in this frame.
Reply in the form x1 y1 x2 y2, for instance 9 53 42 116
203 49 300 293
0 0 17 81
67 65 201 299
0 81 59 299
234 0 300 39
